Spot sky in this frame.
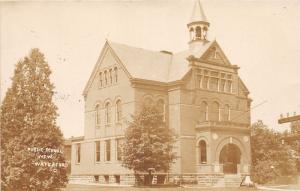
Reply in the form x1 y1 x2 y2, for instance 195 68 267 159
1 0 300 138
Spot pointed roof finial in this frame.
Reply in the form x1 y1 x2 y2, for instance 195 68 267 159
190 0 208 23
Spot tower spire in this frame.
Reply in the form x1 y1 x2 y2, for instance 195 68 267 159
187 0 210 45
190 0 207 23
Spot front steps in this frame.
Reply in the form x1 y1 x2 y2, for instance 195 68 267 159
184 174 243 187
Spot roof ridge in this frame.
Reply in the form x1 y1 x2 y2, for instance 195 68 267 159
108 40 172 55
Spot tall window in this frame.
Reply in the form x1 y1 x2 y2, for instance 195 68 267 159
226 81 232 93
76 143 81 164
144 97 154 107
210 77 219 91
104 71 108 85
99 72 103 87
223 104 230 121
114 67 118 83
95 105 101 125
116 139 123 161
105 102 111 124
189 27 194 40
116 100 122 122
199 140 207 163
95 141 100 162
200 101 208 122
202 76 209 89
196 26 201 39
219 79 226 92
203 27 208 40
109 69 113 84
105 140 111 161
157 99 165 121
197 75 202 89
210 101 220 121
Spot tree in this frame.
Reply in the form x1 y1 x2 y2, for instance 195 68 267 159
121 105 176 184
1 49 68 191
291 120 300 134
251 120 298 184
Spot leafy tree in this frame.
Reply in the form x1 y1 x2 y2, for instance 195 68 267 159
251 120 298 184
288 121 300 172
1 49 68 191
122 105 176 183
291 120 300 134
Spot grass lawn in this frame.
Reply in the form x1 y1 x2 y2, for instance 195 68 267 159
63 184 258 191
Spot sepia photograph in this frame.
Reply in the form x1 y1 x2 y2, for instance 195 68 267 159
1 0 300 190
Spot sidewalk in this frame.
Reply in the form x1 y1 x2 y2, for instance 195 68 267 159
257 184 300 191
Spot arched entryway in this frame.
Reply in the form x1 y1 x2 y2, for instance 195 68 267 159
219 144 241 174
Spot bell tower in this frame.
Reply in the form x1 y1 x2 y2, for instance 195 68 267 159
188 0 210 49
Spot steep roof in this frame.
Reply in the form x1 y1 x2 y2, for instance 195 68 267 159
83 40 217 95
107 40 214 82
108 42 171 82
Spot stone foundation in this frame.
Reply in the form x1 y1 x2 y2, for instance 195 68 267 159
69 173 247 187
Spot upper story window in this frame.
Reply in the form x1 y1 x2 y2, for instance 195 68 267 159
210 101 220 121
226 80 232 93
200 101 208 122
144 97 154 107
195 26 201 39
223 104 230 121
114 67 118 83
104 71 108 86
116 100 122 122
95 104 101 126
105 102 111 124
98 66 118 88
210 77 219 91
99 72 103 88
76 143 81 164
109 69 113 84
196 69 234 94
156 99 165 122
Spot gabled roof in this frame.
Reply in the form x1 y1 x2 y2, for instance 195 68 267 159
108 42 171 82
83 39 228 95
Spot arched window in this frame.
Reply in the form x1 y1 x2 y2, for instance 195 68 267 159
104 71 108 86
195 26 201 39
144 97 154 107
203 27 208 40
200 101 208 122
199 140 207 163
156 99 165 121
99 72 103 87
210 101 220 121
223 104 230 121
105 102 111 124
114 67 118 83
109 69 113 84
116 100 122 122
95 104 101 125
189 27 195 40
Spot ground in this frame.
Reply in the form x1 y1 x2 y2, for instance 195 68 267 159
63 184 259 191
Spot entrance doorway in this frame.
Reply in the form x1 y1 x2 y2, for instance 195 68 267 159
219 144 241 174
